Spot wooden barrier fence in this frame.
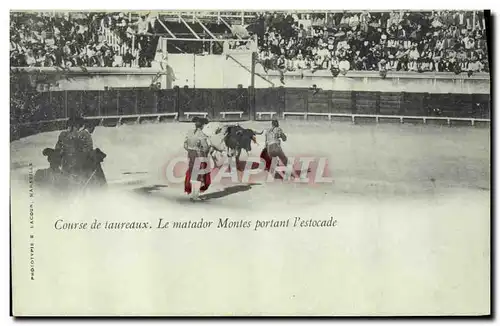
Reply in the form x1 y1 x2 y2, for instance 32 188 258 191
11 87 490 140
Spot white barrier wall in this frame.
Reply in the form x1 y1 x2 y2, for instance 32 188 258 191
222 52 253 88
167 53 489 94
167 54 196 88
168 53 253 88
15 67 172 91
12 65 490 94
252 71 491 94
53 74 158 90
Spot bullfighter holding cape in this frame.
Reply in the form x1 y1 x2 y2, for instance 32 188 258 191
184 116 212 200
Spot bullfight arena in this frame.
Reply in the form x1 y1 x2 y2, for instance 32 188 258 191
10 120 490 315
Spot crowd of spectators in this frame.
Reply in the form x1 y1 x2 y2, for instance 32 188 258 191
101 13 164 67
10 11 489 75
9 12 159 68
11 12 114 68
253 11 489 75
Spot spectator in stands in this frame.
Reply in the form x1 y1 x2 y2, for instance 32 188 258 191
122 49 135 67
103 49 114 67
136 15 149 35
90 51 103 67
10 50 25 66
25 50 37 67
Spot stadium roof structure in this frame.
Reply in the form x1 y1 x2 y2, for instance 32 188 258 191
129 10 420 41
129 11 261 41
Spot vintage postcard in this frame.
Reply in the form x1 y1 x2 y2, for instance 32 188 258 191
10 10 491 316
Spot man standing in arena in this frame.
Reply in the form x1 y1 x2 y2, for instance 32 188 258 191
184 117 212 200
55 116 82 183
260 119 289 173
78 118 94 160
78 119 102 187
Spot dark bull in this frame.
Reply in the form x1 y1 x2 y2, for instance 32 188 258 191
216 125 263 162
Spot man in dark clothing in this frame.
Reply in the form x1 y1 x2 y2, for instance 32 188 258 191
78 118 94 171
10 50 24 66
79 120 107 188
55 116 82 177
122 49 135 67
34 148 64 189
89 53 101 67
103 50 114 67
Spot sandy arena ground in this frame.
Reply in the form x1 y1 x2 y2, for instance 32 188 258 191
10 120 490 316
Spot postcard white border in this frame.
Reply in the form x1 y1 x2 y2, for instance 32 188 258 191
2 0 497 324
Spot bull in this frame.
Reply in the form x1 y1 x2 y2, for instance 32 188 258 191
210 124 263 165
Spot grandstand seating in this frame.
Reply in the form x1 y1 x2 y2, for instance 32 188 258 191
10 10 489 74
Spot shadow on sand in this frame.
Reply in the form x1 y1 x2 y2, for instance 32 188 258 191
199 183 261 201
133 184 168 194
131 183 261 204
122 171 149 175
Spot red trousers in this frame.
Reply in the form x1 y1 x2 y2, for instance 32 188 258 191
260 145 288 169
184 161 211 194
260 148 272 171
260 146 290 180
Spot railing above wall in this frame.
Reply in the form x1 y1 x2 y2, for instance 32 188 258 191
11 67 491 93
11 67 491 80
266 70 491 81
11 67 163 75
